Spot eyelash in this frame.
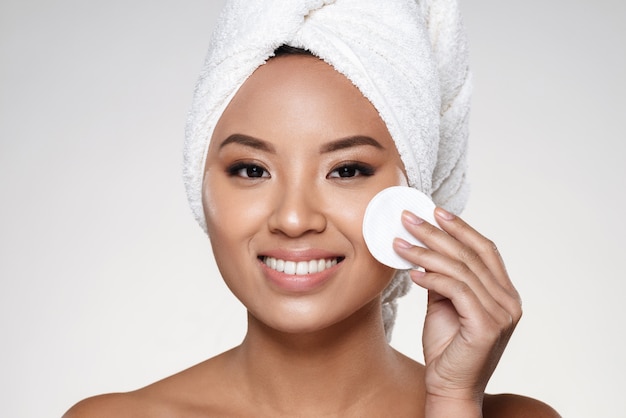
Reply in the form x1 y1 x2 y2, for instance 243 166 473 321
327 163 375 179
226 162 270 179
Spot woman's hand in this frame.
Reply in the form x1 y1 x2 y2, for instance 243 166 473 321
393 207 522 417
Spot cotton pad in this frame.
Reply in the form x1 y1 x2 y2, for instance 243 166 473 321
362 186 442 269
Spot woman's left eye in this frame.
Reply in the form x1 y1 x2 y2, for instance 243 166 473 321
328 163 375 179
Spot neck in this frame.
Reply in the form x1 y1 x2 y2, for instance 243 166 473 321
234 299 400 415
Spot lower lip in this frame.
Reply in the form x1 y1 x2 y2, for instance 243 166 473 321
259 259 341 293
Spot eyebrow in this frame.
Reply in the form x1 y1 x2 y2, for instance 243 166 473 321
319 135 385 153
218 133 384 154
219 134 276 153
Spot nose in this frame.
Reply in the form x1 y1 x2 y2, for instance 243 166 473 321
267 184 327 237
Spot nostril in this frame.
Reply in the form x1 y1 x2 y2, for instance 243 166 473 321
267 201 328 237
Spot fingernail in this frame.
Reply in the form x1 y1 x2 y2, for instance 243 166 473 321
410 269 426 279
435 207 455 221
393 237 413 249
402 210 424 225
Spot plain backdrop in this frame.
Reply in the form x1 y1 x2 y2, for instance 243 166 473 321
1 1 624 417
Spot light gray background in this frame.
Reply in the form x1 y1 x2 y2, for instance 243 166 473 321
1 1 624 417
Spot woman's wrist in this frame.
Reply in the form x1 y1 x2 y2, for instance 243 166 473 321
424 394 483 418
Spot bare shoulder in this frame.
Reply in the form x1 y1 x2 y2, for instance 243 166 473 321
62 389 212 418
63 350 239 418
62 393 144 418
484 393 561 418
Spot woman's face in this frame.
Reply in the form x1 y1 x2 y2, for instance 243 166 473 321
203 55 408 334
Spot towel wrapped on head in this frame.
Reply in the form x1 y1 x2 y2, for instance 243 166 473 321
183 0 472 340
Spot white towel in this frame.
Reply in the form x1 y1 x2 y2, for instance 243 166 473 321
183 0 472 340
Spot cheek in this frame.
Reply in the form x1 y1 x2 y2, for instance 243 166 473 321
342 167 406 272
355 166 408 221
202 169 269 249
326 168 407 255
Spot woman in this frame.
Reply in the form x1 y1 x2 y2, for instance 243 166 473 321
65 0 560 416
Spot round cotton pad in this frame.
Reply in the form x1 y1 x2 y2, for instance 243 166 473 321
362 186 441 269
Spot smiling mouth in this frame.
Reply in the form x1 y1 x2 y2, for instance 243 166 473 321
260 256 344 275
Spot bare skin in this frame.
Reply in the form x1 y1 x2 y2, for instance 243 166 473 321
64 55 560 417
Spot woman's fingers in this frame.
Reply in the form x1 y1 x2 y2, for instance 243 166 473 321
396 208 522 322
395 239 510 326
433 208 522 321
414 269 516 341
433 207 517 298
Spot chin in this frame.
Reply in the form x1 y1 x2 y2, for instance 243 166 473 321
249 295 383 337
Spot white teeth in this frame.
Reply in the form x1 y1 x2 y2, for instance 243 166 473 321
296 261 308 275
262 256 340 275
284 261 296 275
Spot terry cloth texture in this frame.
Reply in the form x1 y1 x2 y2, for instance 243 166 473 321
183 0 472 340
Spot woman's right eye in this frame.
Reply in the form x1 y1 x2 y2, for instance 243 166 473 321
227 163 270 179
